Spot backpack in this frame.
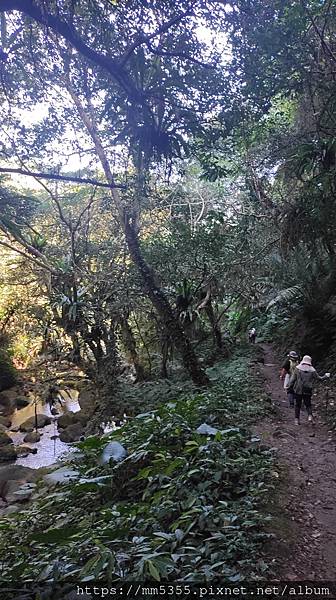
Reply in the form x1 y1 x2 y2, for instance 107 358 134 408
297 369 313 395
289 358 298 375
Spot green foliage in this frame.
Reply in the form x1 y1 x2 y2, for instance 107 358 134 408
0 355 274 582
0 347 17 391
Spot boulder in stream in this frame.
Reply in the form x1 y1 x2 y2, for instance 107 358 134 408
16 396 31 408
23 431 41 443
17 445 38 456
57 411 79 429
57 410 88 429
19 414 51 432
0 432 13 446
0 416 11 428
0 445 17 463
59 423 84 442
0 393 11 408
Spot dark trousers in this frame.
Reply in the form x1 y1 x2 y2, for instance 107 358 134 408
287 390 294 407
294 393 312 420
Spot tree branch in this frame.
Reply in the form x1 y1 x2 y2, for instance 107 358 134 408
0 0 144 104
301 0 336 65
145 40 217 69
0 166 125 189
119 8 194 67
0 239 58 274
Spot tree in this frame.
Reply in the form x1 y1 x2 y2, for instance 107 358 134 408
0 0 231 384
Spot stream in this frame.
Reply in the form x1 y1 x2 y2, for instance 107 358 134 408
8 391 81 468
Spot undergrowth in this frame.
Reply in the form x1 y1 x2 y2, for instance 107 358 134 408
0 352 276 584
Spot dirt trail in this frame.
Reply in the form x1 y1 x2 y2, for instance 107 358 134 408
255 343 336 580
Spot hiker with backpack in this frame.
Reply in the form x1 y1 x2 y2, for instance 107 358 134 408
280 350 299 408
288 355 330 425
248 327 257 344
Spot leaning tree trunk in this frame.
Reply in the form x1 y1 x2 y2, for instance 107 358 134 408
124 216 209 386
67 84 208 387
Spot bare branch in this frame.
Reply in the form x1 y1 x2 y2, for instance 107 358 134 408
145 40 217 69
119 8 194 67
197 287 211 310
0 239 58 274
0 166 125 189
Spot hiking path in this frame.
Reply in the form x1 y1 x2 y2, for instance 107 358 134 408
255 343 336 580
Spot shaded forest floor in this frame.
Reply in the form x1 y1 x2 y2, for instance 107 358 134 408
2 343 336 584
255 343 336 580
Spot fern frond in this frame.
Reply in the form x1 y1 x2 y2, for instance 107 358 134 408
267 285 303 310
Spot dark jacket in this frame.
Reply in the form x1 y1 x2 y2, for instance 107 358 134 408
282 357 298 375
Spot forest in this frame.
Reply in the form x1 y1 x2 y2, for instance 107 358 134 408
0 0 336 595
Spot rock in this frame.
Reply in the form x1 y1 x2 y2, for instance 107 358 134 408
2 504 21 515
23 431 41 443
0 445 17 463
0 416 11 428
16 396 31 408
0 387 20 405
57 411 78 429
44 466 80 486
57 410 88 430
59 423 84 442
100 441 127 464
58 449 84 463
0 393 11 407
16 451 29 458
0 464 40 482
19 414 51 432
17 445 38 456
0 432 13 446
11 482 37 502
196 423 219 436
50 434 59 440
0 424 8 433
2 481 37 504
51 407 58 416
76 411 90 426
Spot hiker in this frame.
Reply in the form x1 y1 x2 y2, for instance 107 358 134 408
280 350 299 408
288 355 330 425
248 327 256 344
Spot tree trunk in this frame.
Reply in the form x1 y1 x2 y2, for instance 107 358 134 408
161 336 170 378
124 216 209 386
66 83 208 386
205 301 223 351
120 316 146 382
96 329 120 391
